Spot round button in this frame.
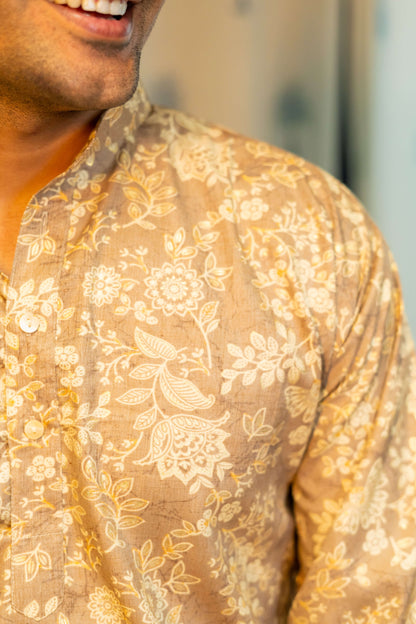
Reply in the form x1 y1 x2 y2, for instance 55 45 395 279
24 420 44 440
19 312 40 334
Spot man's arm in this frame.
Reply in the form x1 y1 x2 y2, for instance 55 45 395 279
289 181 416 622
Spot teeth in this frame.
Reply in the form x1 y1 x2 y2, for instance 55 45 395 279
81 0 95 9
109 0 126 15
50 0 127 15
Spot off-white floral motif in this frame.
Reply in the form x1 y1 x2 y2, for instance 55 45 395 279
306 287 335 314
144 263 203 316
55 346 79 370
5 355 20 375
218 501 242 523
169 133 235 186
87 586 126 624
197 509 215 537
82 266 122 307
240 198 269 221
285 383 320 423
6 389 23 417
219 199 238 223
2 85 416 624
335 461 389 534
26 455 56 482
60 365 85 388
139 577 168 624
289 425 310 446
363 527 389 555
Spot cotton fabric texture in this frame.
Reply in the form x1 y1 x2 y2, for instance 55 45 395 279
0 87 415 623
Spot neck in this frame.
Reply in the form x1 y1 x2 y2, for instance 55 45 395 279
0 102 100 212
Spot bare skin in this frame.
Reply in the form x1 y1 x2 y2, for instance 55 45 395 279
0 0 165 277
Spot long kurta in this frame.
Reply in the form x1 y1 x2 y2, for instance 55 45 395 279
0 87 415 624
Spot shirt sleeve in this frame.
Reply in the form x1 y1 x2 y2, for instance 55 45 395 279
288 179 416 622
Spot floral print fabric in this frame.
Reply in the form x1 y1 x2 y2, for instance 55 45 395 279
0 87 415 623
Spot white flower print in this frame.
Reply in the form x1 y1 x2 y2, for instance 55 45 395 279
219 199 238 223
6 389 23 417
60 365 85 388
144 262 203 316
197 509 215 537
5 355 20 375
55 345 79 370
26 455 56 482
82 265 122 307
218 501 242 523
240 198 269 221
169 133 237 186
306 287 335 314
363 527 389 556
139 577 168 624
87 586 127 624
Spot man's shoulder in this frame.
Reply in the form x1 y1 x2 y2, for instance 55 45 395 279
143 104 369 233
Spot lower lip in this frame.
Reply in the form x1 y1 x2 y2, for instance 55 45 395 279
47 1 133 42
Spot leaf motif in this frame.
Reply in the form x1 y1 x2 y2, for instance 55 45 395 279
227 343 243 358
153 186 177 200
37 549 52 569
96 503 116 520
138 421 171 465
130 364 161 380
124 187 149 204
276 322 288 339
109 171 132 185
120 498 149 512
5 330 19 350
171 413 228 433
116 387 152 406
141 539 153 563
151 203 176 217
144 556 165 574
127 204 142 221
82 457 97 482
105 521 117 543
160 368 215 411
242 369 257 386
134 406 157 431
98 469 112 491
45 596 58 616
205 252 216 272
138 220 157 230
112 478 133 499
39 278 55 295
98 391 110 407
23 600 40 618
205 275 226 291
118 516 144 530
250 331 267 351
199 301 218 325
261 370 276 389
26 556 38 583
20 279 35 297
118 149 131 170
135 328 177 360
146 170 165 191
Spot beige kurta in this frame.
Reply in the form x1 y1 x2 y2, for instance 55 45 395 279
0 87 415 624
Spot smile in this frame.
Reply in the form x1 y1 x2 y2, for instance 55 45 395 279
47 0 128 17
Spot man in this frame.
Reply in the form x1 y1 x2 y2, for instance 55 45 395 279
0 1 415 623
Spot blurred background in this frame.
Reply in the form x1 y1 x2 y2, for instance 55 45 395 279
142 0 416 337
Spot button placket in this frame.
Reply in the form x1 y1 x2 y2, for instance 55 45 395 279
6 208 65 622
